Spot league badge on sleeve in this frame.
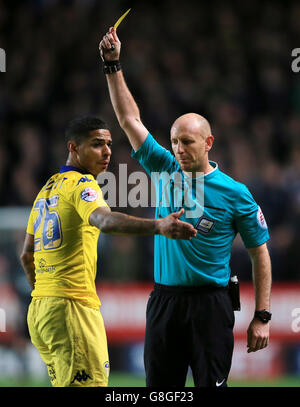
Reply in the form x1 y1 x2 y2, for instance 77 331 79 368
257 206 268 229
81 187 98 202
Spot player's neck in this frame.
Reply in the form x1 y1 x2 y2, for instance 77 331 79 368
65 158 89 175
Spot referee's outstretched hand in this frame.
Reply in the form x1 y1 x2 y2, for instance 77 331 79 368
157 208 197 240
99 27 121 62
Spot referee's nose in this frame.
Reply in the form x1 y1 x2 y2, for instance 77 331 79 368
177 140 185 154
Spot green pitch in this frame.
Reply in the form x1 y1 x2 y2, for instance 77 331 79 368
109 373 300 387
0 373 299 387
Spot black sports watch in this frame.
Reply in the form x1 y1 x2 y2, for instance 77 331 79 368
254 309 272 323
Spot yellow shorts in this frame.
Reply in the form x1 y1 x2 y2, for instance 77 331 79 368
27 297 110 387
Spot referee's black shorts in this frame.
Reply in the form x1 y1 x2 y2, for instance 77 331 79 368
144 283 235 387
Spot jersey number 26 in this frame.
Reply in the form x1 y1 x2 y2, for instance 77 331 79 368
33 195 62 251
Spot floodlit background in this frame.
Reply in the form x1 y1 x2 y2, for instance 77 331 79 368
0 0 300 386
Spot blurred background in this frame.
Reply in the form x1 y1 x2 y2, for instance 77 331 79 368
0 0 300 386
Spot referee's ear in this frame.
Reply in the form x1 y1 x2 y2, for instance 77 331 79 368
205 134 214 152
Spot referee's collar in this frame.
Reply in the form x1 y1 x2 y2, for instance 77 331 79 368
181 161 219 180
60 165 88 174
205 161 219 178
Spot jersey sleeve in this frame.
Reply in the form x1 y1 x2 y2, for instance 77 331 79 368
234 184 270 248
71 179 109 224
131 133 176 175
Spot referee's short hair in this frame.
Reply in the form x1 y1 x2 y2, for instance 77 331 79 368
65 116 109 145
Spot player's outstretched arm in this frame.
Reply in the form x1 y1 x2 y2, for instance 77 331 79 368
246 243 272 353
89 207 197 240
99 27 148 152
20 233 36 290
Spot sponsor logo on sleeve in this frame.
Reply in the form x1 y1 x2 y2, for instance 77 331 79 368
81 187 98 202
257 206 267 229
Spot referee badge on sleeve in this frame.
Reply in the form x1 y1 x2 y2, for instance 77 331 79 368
195 216 215 234
257 206 268 229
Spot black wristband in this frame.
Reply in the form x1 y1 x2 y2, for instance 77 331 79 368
254 310 272 323
103 60 121 74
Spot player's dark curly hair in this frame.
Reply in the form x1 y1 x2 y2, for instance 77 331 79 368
65 116 109 144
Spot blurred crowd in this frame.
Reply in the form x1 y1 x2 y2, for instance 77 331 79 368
0 0 300 289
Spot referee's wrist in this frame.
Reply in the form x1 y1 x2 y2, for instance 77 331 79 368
103 59 122 74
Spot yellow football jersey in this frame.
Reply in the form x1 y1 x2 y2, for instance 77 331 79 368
26 166 109 309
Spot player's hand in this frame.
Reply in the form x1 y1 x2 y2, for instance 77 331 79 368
246 318 270 353
99 27 121 62
157 208 197 240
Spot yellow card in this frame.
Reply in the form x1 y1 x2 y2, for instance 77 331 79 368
114 8 131 29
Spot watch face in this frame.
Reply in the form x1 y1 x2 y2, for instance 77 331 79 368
255 310 271 322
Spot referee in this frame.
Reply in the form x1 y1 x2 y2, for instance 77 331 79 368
100 27 272 387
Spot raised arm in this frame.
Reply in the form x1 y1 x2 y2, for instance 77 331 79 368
89 207 197 240
99 27 148 152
